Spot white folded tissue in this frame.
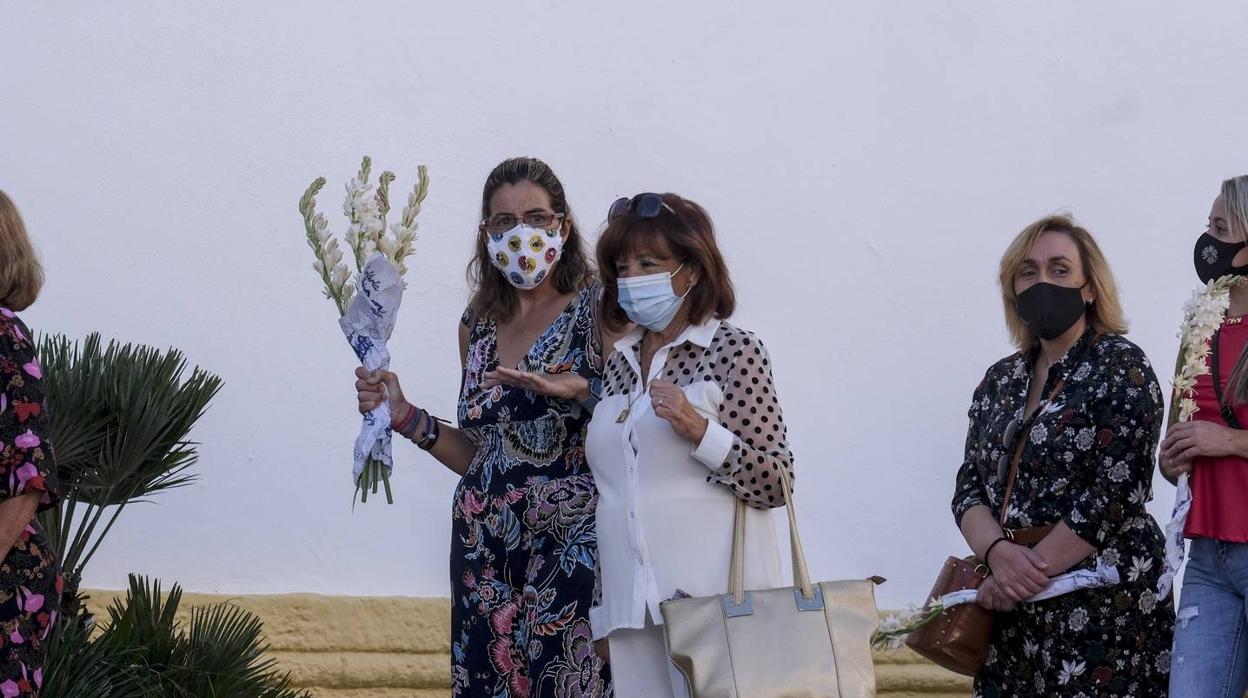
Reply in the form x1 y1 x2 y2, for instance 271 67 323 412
1157 473 1192 599
938 560 1121 609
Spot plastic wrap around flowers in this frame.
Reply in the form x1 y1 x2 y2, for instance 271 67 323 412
299 156 430 504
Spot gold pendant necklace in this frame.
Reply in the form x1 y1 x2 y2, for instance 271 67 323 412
616 377 650 423
618 335 659 423
616 389 643 423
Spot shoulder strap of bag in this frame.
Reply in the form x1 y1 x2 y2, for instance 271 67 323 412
998 331 1103 527
729 465 814 604
998 376 1065 529
1211 327 1243 429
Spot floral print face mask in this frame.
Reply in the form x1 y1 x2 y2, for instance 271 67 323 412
487 224 564 290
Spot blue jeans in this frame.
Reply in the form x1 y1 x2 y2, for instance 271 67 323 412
1171 538 1248 697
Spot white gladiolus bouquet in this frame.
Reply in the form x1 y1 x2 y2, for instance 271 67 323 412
299 156 430 504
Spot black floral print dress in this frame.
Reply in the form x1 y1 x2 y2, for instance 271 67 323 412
451 285 611 698
952 329 1174 697
0 310 61 697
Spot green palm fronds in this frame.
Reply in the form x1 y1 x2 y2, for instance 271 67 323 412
36 333 223 605
45 575 309 697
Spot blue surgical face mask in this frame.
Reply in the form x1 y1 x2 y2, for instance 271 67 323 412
617 264 692 332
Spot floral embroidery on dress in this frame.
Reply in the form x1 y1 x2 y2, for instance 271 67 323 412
952 330 1173 697
0 312 61 697
450 285 611 698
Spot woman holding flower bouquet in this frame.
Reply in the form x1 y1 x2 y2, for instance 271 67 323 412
355 158 612 697
950 214 1173 697
1160 175 1248 698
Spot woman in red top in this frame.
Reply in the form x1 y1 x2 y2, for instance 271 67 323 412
1160 174 1248 697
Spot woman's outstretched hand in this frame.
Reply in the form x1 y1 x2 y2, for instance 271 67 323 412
483 366 590 402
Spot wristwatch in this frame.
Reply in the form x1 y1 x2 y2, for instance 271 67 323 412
580 376 603 412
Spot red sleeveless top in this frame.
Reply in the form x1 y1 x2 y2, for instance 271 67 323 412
1186 315 1248 542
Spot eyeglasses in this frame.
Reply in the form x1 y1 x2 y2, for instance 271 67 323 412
480 211 564 234
609 192 674 220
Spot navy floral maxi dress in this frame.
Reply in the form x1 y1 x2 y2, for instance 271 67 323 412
952 329 1173 697
0 310 61 697
451 285 612 698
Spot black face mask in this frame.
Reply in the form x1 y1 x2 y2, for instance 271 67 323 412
1194 232 1248 284
1015 282 1088 341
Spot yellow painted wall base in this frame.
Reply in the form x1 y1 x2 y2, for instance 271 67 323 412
85 591 970 697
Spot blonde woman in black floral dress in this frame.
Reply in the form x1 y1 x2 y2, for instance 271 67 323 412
0 193 61 697
951 214 1173 697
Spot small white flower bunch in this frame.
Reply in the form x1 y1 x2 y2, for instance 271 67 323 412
379 167 429 284
301 181 352 315
1173 276 1245 421
300 156 431 316
871 598 944 650
343 164 385 273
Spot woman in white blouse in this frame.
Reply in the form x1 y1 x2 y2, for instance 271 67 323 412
487 192 793 697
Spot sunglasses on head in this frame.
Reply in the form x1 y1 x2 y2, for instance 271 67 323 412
608 192 674 220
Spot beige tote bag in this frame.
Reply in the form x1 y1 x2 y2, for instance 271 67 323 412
659 468 881 698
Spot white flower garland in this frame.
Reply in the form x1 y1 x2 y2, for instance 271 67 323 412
1158 275 1247 598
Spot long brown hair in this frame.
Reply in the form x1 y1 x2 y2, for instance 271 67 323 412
997 214 1127 350
596 193 735 334
1218 175 1248 404
466 158 593 321
0 192 44 311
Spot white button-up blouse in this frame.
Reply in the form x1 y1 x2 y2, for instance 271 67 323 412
585 319 793 640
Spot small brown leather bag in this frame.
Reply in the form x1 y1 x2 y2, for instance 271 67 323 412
904 555 993 676
905 377 1067 676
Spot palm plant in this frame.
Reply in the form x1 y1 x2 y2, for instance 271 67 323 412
97 575 310 697
36 333 223 615
45 575 310 698
34 334 309 696
40 604 142 697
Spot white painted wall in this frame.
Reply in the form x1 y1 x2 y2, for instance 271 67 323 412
2 2 1246 609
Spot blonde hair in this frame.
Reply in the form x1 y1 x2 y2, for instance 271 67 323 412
1224 175 1248 242
0 192 44 311
1219 176 1248 404
998 214 1127 350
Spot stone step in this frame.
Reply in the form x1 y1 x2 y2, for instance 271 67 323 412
876 662 974 693
305 690 448 698
270 651 451 689
84 590 973 696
